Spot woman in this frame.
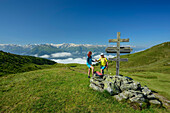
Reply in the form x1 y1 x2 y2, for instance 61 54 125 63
86 51 95 78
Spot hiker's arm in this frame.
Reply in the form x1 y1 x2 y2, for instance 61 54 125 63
92 59 95 62
96 58 101 62
106 62 108 68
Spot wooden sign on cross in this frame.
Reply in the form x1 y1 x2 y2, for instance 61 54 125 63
108 58 128 62
106 47 133 53
106 32 133 76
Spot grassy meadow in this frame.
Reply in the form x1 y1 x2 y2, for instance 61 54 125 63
0 42 170 112
0 63 169 113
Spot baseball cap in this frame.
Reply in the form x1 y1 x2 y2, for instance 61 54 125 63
101 53 104 55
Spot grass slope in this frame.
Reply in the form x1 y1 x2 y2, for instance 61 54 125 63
120 42 170 66
0 42 169 112
0 51 56 76
118 42 170 74
0 64 168 113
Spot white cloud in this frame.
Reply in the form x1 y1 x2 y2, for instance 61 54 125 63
52 57 86 64
93 54 116 59
51 54 116 64
39 54 50 58
33 54 38 57
51 52 72 58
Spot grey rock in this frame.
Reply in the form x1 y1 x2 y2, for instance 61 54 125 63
130 97 145 103
149 100 161 105
147 94 156 99
136 93 144 98
103 81 114 95
90 78 104 88
131 81 141 90
89 74 162 108
120 84 131 91
114 95 123 101
142 87 152 96
89 83 104 92
111 82 121 94
122 90 134 98
119 92 128 99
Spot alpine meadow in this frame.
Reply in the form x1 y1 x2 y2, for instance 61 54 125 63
1 0 170 112
0 42 170 112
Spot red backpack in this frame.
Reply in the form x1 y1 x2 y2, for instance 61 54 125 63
95 71 104 78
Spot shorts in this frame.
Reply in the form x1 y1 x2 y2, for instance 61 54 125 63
87 63 91 68
101 66 106 70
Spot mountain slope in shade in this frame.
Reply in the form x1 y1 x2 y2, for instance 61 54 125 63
0 51 56 76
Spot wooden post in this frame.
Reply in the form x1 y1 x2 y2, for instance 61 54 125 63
106 32 132 76
116 32 120 76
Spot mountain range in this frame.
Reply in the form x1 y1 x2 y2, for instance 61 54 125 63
0 43 143 60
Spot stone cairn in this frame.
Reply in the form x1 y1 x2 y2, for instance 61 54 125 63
89 74 162 109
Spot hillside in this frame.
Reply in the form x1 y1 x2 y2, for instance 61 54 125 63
0 64 168 113
0 51 56 76
0 42 170 112
108 42 170 74
120 42 170 66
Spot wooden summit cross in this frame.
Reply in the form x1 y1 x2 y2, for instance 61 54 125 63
105 32 133 76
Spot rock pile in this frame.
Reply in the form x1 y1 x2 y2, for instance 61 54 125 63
89 74 162 109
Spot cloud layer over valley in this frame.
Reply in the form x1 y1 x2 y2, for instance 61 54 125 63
51 54 116 64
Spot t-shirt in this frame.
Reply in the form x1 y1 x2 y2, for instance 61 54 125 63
98 57 108 66
87 56 93 65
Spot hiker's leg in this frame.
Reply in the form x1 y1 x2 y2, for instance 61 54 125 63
102 69 104 74
90 66 94 75
101 66 105 74
88 68 91 76
101 69 103 74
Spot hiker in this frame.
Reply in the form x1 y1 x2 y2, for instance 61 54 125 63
96 53 108 74
86 51 96 78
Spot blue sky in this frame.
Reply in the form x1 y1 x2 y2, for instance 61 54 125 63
0 0 170 47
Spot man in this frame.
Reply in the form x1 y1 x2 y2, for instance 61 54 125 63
96 53 108 74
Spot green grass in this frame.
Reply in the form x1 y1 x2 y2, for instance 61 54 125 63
119 42 170 69
0 64 169 113
0 50 56 76
0 42 170 112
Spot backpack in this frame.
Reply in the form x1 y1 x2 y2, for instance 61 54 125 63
94 71 104 78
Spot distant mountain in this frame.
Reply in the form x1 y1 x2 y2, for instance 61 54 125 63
0 50 56 76
0 44 36 55
0 43 107 58
0 43 141 60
